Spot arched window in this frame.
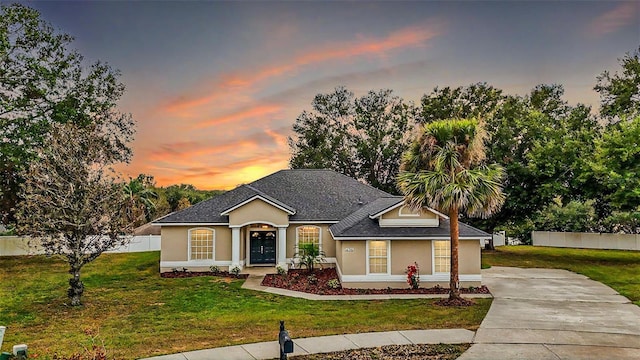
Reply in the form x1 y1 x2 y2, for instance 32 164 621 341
296 225 321 251
189 228 215 260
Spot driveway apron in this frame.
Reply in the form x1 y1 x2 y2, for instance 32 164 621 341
459 266 640 360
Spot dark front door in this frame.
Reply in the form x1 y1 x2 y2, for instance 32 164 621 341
250 231 276 264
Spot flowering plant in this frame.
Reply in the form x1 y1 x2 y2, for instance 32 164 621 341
406 262 420 289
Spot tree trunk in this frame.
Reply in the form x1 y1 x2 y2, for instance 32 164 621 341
68 267 84 306
449 207 461 300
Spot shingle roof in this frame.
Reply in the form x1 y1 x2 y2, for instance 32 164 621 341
330 197 491 239
155 169 492 239
329 197 404 235
154 184 261 223
156 169 389 223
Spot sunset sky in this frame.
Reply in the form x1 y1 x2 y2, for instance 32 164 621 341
23 1 640 190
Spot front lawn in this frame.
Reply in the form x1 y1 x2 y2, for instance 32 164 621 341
483 246 640 306
0 252 490 359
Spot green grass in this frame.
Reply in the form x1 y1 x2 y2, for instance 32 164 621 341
483 246 640 307
0 252 490 359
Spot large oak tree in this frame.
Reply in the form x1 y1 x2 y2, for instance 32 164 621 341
289 86 417 194
1 4 133 225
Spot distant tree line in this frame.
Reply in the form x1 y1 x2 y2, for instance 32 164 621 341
124 174 224 228
290 48 640 242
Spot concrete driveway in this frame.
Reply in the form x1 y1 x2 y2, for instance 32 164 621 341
459 267 640 360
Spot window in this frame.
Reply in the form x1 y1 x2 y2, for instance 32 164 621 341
296 225 321 250
433 240 451 273
368 240 389 274
189 228 214 260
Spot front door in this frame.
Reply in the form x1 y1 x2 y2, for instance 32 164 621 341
250 231 276 264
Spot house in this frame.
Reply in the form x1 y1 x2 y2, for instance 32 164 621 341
154 169 489 288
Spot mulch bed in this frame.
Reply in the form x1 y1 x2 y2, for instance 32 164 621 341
261 268 490 296
288 343 470 360
160 270 248 279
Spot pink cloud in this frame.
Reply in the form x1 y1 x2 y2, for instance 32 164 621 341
192 104 283 129
162 21 444 113
588 2 638 38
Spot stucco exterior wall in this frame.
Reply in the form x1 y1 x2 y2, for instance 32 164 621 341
459 240 481 275
228 199 289 227
337 239 482 289
380 207 437 220
390 240 431 275
286 224 335 258
160 225 232 272
160 226 189 262
338 240 367 275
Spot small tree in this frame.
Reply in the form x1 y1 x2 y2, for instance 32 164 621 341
16 123 135 306
295 243 325 273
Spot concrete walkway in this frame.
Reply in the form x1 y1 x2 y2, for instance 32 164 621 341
241 271 491 300
142 329 475 360
459 267 640 360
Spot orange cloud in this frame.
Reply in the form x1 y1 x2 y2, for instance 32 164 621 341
264 127 289 148
147 148 289 190
145 126 288 171
588 2 638 38
193 104 283 129
163 21 443 113
148 140 259 163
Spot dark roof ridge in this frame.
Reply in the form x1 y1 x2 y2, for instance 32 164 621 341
267 168 393 197
242 183 296 213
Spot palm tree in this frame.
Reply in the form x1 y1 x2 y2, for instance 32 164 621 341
123 175 158 225
397 118 505 301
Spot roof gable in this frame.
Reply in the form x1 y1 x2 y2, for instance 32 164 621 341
220 194 295 215
368 202 449 220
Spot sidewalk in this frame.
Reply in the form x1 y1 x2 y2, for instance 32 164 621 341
141 329 475 360
241 273 492 300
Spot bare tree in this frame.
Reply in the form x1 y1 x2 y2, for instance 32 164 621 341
16 123 135 306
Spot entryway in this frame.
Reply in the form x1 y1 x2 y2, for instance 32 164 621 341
249 231 276 265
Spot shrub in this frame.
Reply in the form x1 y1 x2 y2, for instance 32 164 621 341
307 273 318 285
276 265 287 276
327 278 341 289
406 262 420 289
209 265 220 273
294 243 326 273
230 266 241 276
535 199 596 233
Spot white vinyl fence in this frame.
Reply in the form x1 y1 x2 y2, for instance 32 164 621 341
0 235 160 256
532 231 640 251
